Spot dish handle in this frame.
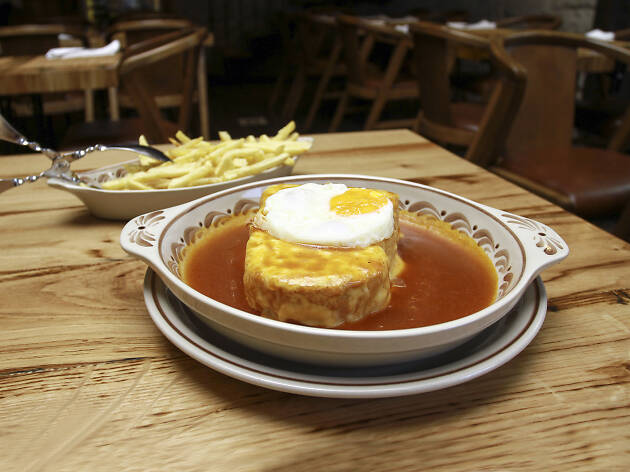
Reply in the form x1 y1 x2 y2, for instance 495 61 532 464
120 206 180 265
494 209 569 281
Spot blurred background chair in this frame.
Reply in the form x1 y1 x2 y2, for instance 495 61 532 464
61 28 206 148
108 17 192 40
267 10 298 120
5 0 85 27
108 9 186 25
409 22 492 158
496 14 563 30
0 23 86 54
280 11 348 131
329 15 419 132
574 26 630 147
105 17 209 137
614 28 630 41
477 31 630 238
404 8 470 24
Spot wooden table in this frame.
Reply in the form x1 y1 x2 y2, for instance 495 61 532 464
0 44 211 137
1 130 628 471
0 54 121 123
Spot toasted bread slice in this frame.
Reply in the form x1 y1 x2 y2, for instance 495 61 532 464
244 228 402 327
243 184 401 327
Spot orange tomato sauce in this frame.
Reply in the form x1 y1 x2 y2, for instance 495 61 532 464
182 215 497 330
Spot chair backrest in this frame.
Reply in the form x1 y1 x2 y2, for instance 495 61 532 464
110 10 184 24
335 15 368 87
410 22 492 147
295 11 340 66
0 24 86 55
496 14 562 30
107 18 193 48
107 18 197 106
119 27 206 142
614 28 630 41
437 9 470 23
497 31 630 156
11 0 83 24
406 8 470 24
336 14 411 87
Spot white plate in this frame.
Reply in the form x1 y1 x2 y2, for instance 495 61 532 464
143 269 548 398
124 174 567 367
48 138 312 220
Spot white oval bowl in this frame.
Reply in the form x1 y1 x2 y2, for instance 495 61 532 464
47 137 311 220
47 159 296 220
121 174 569 367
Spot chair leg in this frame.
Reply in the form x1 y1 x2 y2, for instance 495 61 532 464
608 104 630 152
304 40 342 131
197 49 210 138
304 68 333 131
281 66 306 122
84 89 95 122
613 201 630 242
269 61 290 115
411 110 422 133
364 93 388 130
329 91 349 132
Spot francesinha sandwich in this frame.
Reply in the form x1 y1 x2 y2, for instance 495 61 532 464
243 183 403 328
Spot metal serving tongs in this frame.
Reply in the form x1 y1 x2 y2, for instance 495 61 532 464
0 113 170 193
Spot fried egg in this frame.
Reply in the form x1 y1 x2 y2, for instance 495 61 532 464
253 183 395 247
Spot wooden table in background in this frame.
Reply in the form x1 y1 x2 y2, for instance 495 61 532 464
1 130 628 471
0 40 212 137
0 54 121 122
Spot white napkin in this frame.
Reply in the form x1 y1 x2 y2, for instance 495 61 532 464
585 29 615 41
447 20 497 30
394 24 409 34
45 39 121 59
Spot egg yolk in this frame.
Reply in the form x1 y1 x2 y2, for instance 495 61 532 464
330 188 390 216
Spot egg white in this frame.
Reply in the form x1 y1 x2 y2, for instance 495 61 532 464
253 183 394 247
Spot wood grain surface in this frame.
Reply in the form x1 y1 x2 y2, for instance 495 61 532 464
0 55 120 95
0 51 210 136
1 130 628 471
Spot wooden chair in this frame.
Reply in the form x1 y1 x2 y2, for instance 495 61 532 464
405 9 470 24
61 28 206 148
105 18 209 137
476 31 630 225
329 15 419 132
496 14 562 30
107 18 193 49
9 0 83 25
436 10 470 24
267 10 297 116
615 200 630 241
614 28 630 41
274 11 348 131
409 22 491 157
109 10 185 24
0 24 90 120
572 26 630 145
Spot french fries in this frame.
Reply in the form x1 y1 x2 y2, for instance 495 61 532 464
101 121 310 190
